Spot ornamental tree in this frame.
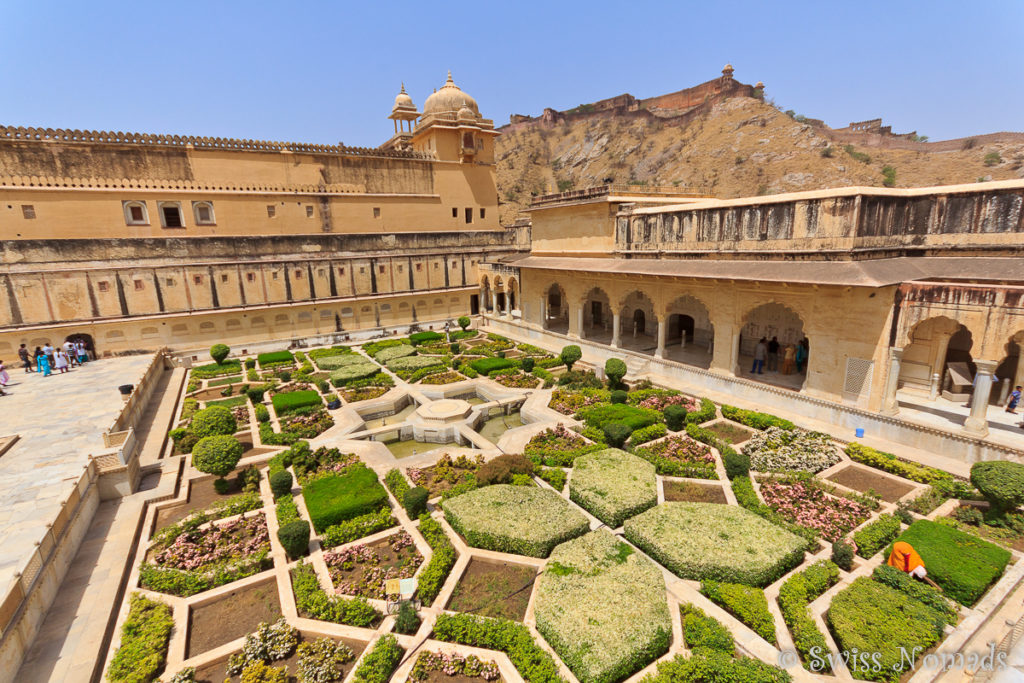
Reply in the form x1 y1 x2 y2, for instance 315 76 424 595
210 343 230 365
190 405 238 439
560 345 582 372
457 316 471 331
192 435 244 480
971 461 1024 512
605 358 627 389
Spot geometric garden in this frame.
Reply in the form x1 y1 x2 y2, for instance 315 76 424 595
103 326 1022 683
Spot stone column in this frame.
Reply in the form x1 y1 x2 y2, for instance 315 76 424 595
505 295 513 319
539 299 546 328
964 359 997 437
1015 352 1024 392
880 347 904 416
680 330 687 349
611 312 621 348
568 304 582 338
929 373 941 401
491 291 498 315
731 331 741 375
655 318 667 359
932 332 953 387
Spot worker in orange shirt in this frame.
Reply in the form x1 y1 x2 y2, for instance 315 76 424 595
888 541 942 590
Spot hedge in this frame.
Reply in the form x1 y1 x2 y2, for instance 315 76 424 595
576 403 661 431
680 604 734 656
844 443 953 485
410 331 444 345
700 580 777 644
373 344 416 364
971 460 1024 511
777 560 839 672
893 520 1010 605
330 363 381 387
685 398 717 425
416 513 457 605
852 514 902 558
829 577 944 682
720 405 795 431
626 423 668 448
308 346 352 360
467 357 517 374
190 360 243 379
432 613 565 683
387 356 446 373
871 565 958 625
384 468 411 501
275 494 301 526
291 562 381 627
107 593 174 683
271 390 323 415
320 508 397 548
257 350 295 366
640 652 791 683
302 465 389 533
352 634 403 683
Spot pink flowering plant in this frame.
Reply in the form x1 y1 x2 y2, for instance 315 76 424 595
630 389 697 412
759 475 870 541
548 389 608 415
493 371 540 389
151 514 270 571
524 425 602 467
325 531 423 600
279 408 334 439
410 651 501 681
633 435 718 479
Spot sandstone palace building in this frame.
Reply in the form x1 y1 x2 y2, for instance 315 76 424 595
2 74 1024 455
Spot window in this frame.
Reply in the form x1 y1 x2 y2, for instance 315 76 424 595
452 261 457 268
123 201 149 225
272 272 279 280
480 208 486 219
267 205 276 218
359 267 365 274
317 269 325 277
397 265 403 273
97 281 109 292
373 207 381 218
246 272 255 282
192 201 215 225
295 270 303 279
165 278 175 286
416 263 423 272
158 202 184 228
134 279 144 291
452 207 458 218
305 206 314 218
434 262 439 269
21 205 35 219
378 265 385 274
220 274 228 283
338 267 345 275
465 208 473 224
193 275 203 285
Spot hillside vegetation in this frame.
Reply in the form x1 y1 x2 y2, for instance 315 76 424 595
495 97 1024 224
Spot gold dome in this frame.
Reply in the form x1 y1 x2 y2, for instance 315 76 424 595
392 83 416 113
457 101 476 121
422 71 479 116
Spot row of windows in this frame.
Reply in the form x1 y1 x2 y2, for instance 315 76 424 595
452 207 485 223
90 259 480 292
123 200 215 228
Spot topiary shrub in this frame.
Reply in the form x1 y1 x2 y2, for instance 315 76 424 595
831 540 855 571
278 519 311 559
449 342 460 354
192 435 244 482
254 404 270 423
602 422 632 448
210 343 231 365
403 487 429 518
270 470 293 500
609 389 627 404
664 404 687 431
477 454 534 486
971 460 1024 512
560 345 582 372
722 448 750 479
190 405 238 439
394 601 421 635
521 357 535 373
247 387 266 404
457 316 471 331
605 358 627 389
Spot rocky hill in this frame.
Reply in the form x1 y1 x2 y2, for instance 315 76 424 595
495 96 1024 225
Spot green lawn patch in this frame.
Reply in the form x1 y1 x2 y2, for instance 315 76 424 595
257 350 295 366
271 390 323 415
569 449 657 527
469 357 518 374
302 465 389 533
576 403 661 431
535 530 670 683
893 519 1010 605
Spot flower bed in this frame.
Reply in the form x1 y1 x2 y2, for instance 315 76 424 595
387 355 446 373
317 354 374 372
342 385 391 402
629 389 696 412
410 651 501 682
844 442 954 485
624 503 805 586
374 344 417 364
442 484 589 558
895 520 1010 605
408 454 482 498
759 477 870 541
432 613 563 683
303 465 389 533
278 408 334 438
534 530 671 683
828 577 945 682
569 449 657 527
701 580 777 644
633 435 717 479
547 388 608 415
523 425 601 467
330 359 384 387
291 562 381 627
107 593 174 683
778 560 839 672
744 427 839 473
492 371 540 389
325 531 423 600
419 370 467 385
140 514 271 596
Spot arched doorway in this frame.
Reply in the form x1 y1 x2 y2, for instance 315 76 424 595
619 290 657 355
581 287 612 342
494 276 506 314
543 283 569 334
665 295 713 369
507 277 519 315
899 316 971 396
740 302 806 390
65 333 96 360
994 331 1024 405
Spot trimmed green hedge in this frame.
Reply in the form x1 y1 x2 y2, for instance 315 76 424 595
853 514 902 558
291 562 381 627
577 403 661 431
469 357 518 374
384 468 411 501
302 465 388 533
893 520 1010 605
685 398 717 425
681 604 734 656
872 565 958 625
330 362 381 387
777 560 839 672
320 508 397 548
271 390 322 415
845 443 953 485
107 593 174 683
641 652 791 683
352 634 403 683
410 331 444 345
416 513 457 605
829 577 944 682
258 350 295 366
373 344 416 364
721 405 795 431
190 360 243 379
432 613 565 683
701 580 777 644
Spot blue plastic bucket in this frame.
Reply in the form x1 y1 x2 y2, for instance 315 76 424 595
855 427 865 438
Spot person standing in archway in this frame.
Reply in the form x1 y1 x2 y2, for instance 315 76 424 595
18 344 32 373
1007 385 1022 414
796 339 808 374
767 336 780 372
752 338 767 374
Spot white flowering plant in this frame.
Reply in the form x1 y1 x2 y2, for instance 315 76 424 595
743 427 840 473
568 449 657 527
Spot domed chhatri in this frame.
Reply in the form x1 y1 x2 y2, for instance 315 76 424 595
392 83 416 114
423 71 479 117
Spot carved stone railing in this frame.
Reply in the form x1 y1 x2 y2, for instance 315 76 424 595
0 175 372 194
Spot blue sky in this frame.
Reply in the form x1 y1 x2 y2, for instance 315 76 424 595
2 0 1020 147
